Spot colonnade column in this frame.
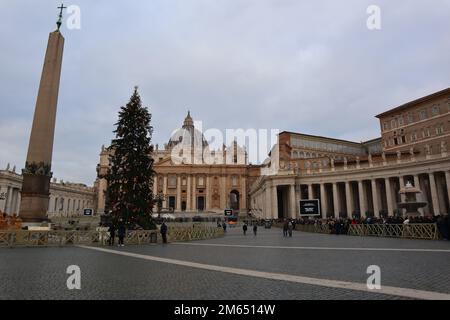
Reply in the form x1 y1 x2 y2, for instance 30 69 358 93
320 184 327 218
358 181 367 218
445 171 450 208
332 183 339 218
242 176 247 212
271 185 278 219
429 173 440 216
385 178 394 216
265 186 271 219
413 175 424 216
345 181 353 218
0 185 8 212
371 179 380 218
289 184 297 219
308 184 313 200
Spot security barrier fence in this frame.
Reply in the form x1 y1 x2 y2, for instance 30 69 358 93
0 225 224 248
168 225 224 242
274 222 441 240
346 223 440 240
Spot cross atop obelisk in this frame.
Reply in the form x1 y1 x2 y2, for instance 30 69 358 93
56 3 67 30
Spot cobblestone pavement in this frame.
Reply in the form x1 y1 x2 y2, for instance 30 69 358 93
1 227 449 300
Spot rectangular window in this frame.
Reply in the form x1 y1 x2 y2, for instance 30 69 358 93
408 113 414 123
419 109 427 120
391 119 396 129
168 176 177 188
398 116 404 126
432 105 440 116
436 124 444 135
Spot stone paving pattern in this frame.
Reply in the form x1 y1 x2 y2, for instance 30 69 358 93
1 227 449 300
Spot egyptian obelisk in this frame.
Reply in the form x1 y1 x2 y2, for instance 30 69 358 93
19 5 66 223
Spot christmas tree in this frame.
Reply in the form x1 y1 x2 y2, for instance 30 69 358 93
106 87 155 229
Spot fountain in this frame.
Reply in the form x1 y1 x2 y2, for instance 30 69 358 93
397 181 427 216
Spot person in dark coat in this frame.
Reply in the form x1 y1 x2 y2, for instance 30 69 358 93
118 220 126 247
222 222 227 233
160 222 168 244
288 221 293 237
108 223 116 246
253 224 258 236
243 223 248 235
283 220 288 237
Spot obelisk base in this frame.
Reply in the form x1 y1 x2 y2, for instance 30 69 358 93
19 174 50 223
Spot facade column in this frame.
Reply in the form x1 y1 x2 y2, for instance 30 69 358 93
445 172 450 210
0 185 7 212
176 175 182 212
5 187 13 214
385 178 394 216
345 181 353 218
221 176 227 209
308 184 313 200
371 179 380 218
265 186 271 219
289 184 297 219
332 183 339 218
320 183 328 218
12 189 19 215
241 176 247 212
429 172 440 216
271 184 278 219
163 175 168 208
413 175 425 216
358 181 367 218
192 176 197 211
186 175 191 211
205 175 211 211
154 175 158 193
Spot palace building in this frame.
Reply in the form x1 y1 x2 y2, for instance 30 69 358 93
249 87 450 219
0 166 96 217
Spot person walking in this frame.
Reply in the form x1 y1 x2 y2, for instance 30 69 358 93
243 223 248 236
118 220 126 247
108 223 116 246
160 222 168 244
288 220 293 237
222 222 227 233
283 220 288 237
253 224 258 236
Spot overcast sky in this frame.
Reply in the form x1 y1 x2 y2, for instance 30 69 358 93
0 0 449 185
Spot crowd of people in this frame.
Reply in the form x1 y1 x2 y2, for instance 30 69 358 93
272 215 450 239
0 211 23 230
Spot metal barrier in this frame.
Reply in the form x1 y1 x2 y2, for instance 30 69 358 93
0 226 223 248
273 222 441 240
347 223 440 240
168 225 224 242
0 230 158 248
